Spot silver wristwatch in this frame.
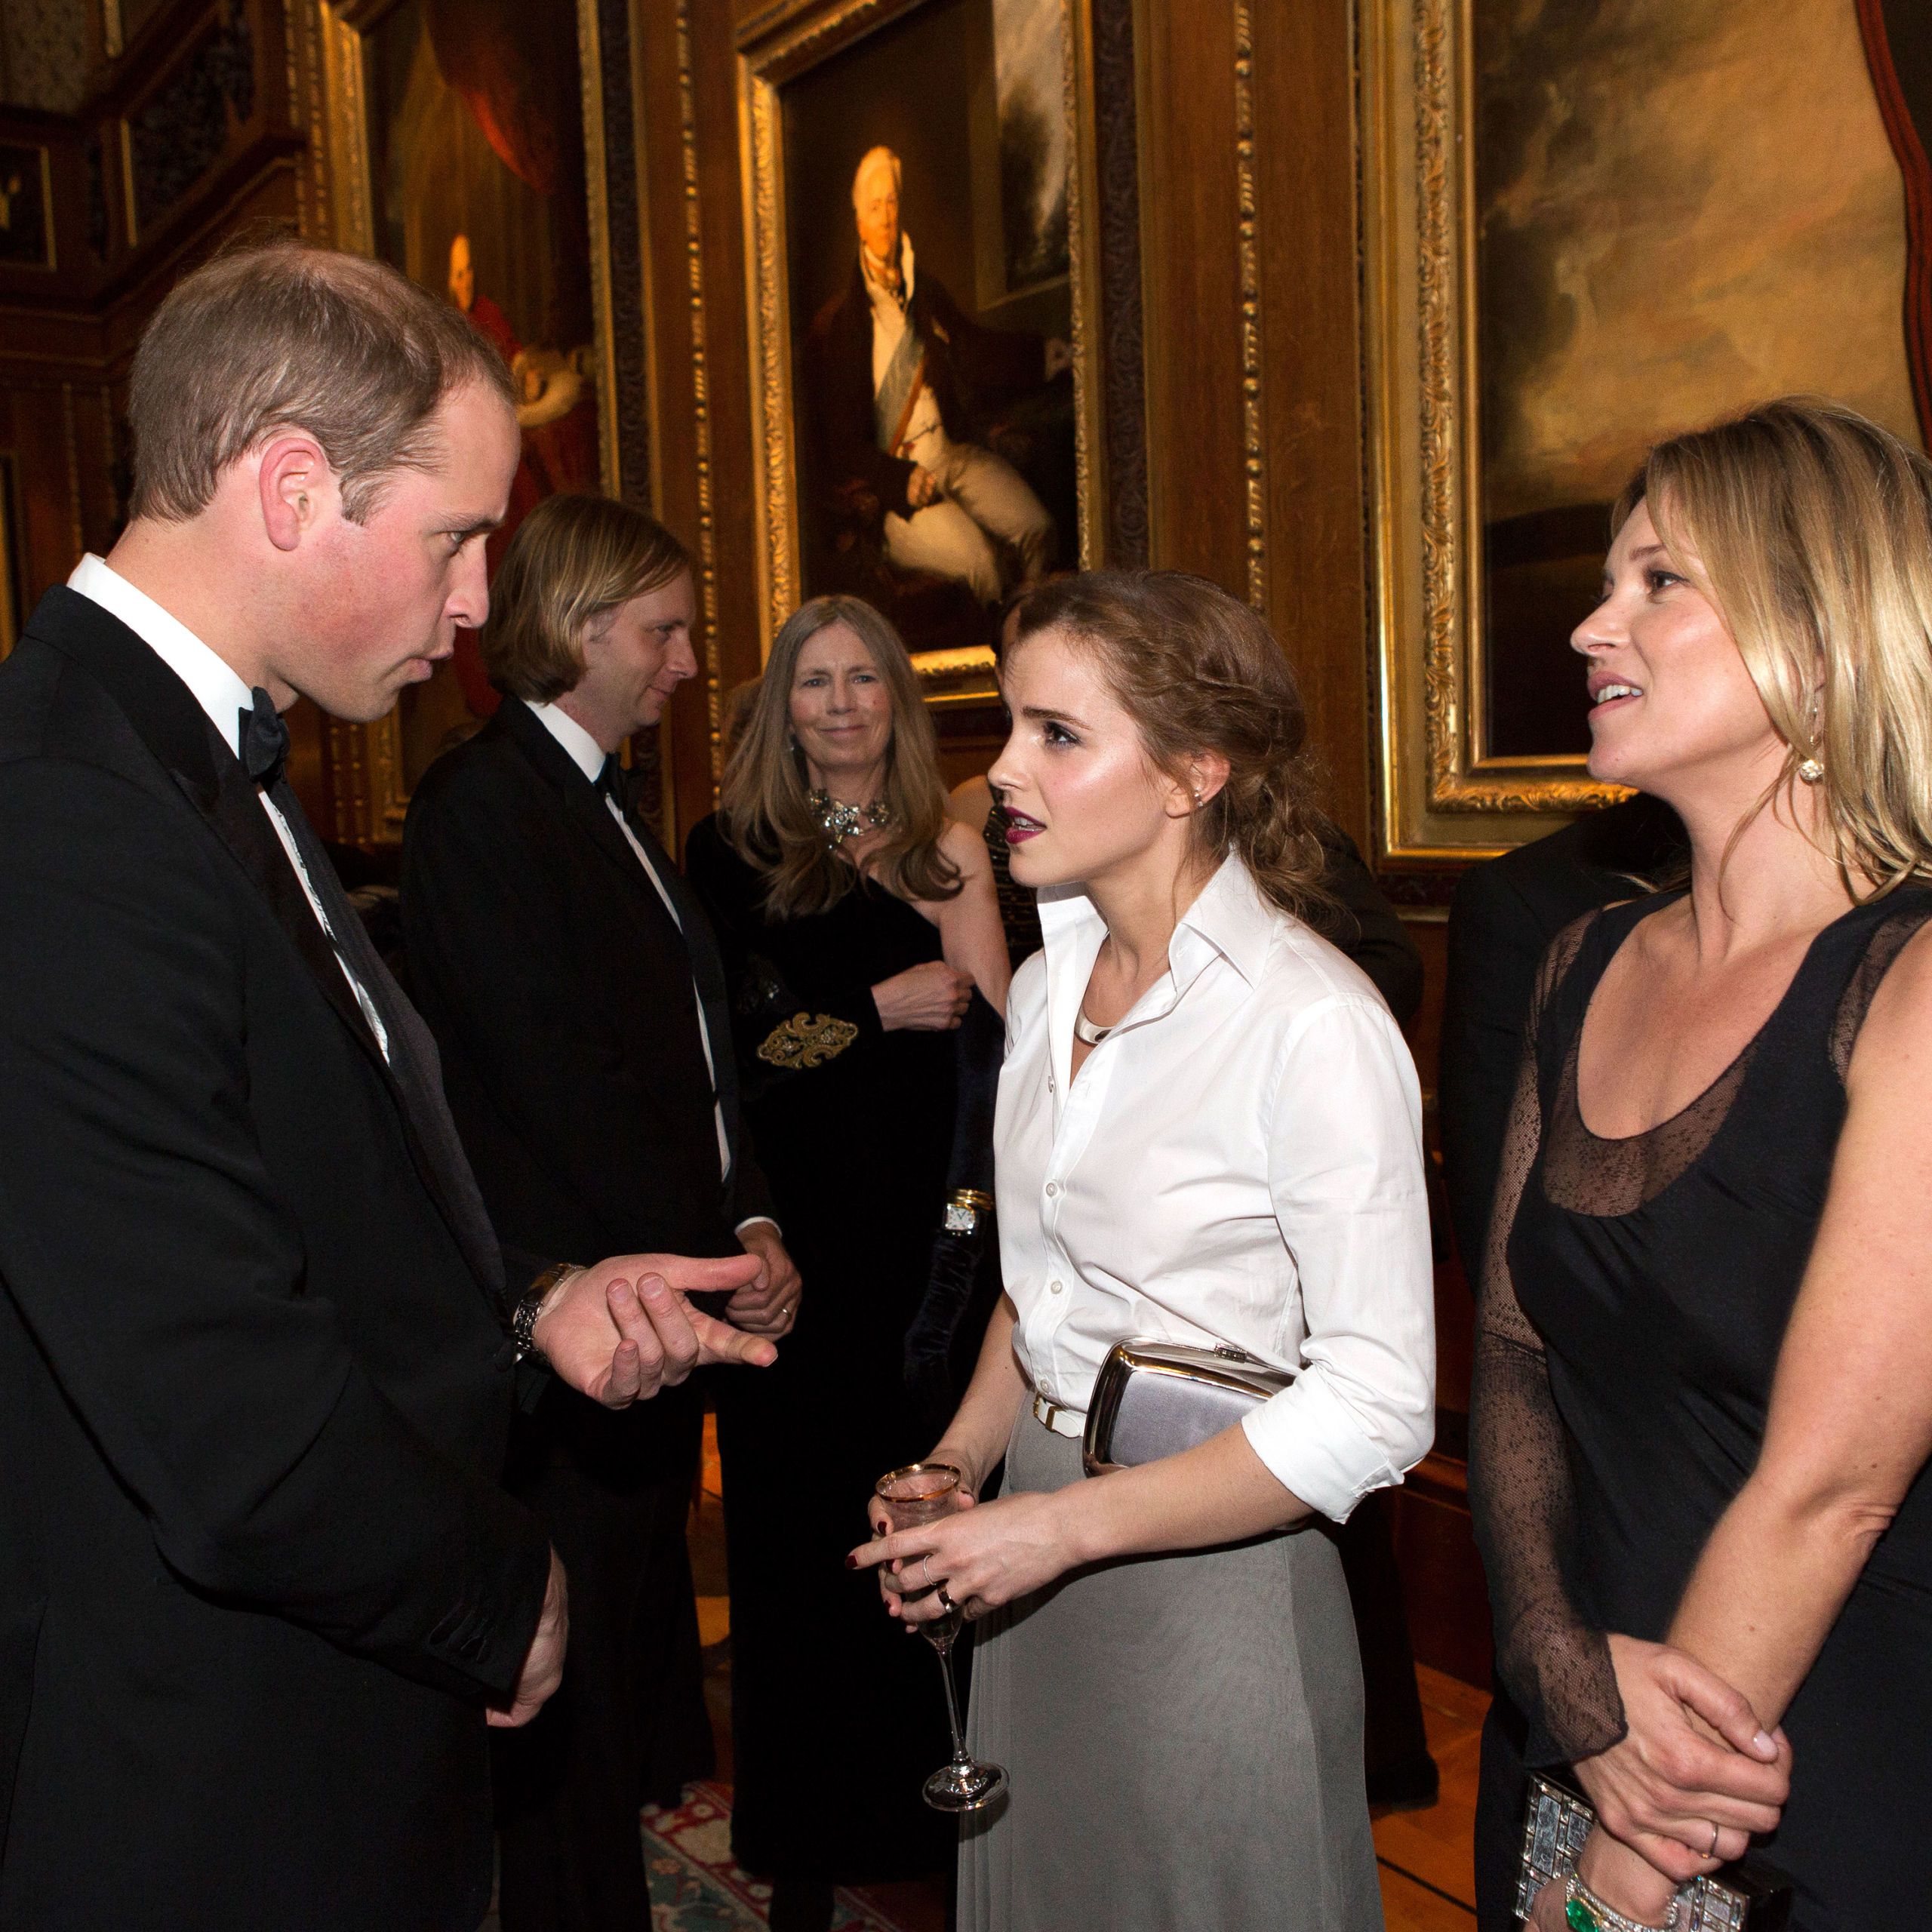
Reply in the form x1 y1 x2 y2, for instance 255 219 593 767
512 1263 581 1367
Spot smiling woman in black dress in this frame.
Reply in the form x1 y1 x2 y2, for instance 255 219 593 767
686 595 1008 1932
1471 399 1932 1932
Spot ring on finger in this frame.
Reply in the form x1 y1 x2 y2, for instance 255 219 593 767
1706 1820 1721 1860
936 1583 955 1611
918 1555 934 1589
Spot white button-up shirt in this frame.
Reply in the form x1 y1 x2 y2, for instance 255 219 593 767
995 856 1435 1521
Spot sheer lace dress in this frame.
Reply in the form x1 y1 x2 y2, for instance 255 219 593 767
1467 894 1932 1770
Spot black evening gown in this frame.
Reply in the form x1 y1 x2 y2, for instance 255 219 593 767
685 815 957 1885
1472 888 1932 1932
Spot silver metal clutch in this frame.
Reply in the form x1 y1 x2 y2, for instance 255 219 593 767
1081 1337 1295 1476
1518 1774 1790 1930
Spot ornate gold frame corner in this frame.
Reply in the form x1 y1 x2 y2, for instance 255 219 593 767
1361 0 1625 864
312 0 621 843
736 0 1105 662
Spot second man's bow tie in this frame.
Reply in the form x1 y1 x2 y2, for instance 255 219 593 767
241 687 291 790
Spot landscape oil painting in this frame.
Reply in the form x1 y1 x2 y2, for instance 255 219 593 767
1473 0 1922 757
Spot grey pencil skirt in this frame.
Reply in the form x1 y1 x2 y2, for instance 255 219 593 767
958 1411 1385 1932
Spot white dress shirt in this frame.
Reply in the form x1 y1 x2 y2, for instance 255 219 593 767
526 700 771 1235
994 856 1435 1522
66 554 390 1060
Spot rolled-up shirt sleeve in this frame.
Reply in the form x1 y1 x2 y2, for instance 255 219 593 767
1242 994 1436 1521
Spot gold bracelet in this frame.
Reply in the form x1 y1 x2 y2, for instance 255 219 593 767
943 1188 995 1235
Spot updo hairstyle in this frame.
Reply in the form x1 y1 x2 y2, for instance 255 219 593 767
1011 569 1332 920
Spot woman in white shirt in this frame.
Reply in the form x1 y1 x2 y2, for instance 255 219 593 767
849 571 1436 1930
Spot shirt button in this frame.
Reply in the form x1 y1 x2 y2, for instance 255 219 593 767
1049 1279 1063 1294
1044 1181 1060 1198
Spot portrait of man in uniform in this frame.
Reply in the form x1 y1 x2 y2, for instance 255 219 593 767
800 145 1069 609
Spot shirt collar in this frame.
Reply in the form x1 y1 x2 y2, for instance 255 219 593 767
527 698 608 785
67 553 254 757
860 230 916 306
1038 854 1276 998
1171 855 1277 990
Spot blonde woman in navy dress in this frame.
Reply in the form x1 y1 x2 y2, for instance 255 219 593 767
851 571 1435 1931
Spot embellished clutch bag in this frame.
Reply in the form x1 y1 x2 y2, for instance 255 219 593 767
1081 1337 1294 1476
1518 1774 1790 1931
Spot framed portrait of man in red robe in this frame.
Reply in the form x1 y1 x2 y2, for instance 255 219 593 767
321 0 611 832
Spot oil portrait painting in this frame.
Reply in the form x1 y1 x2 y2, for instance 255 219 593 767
776 0 1080 658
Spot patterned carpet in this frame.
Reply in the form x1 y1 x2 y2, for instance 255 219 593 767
639 1783 924 1932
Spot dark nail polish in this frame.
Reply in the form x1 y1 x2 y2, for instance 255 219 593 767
844 1553 859 1570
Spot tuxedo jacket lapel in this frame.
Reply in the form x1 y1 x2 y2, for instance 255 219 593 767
497 697 745 1185
33 589 386 1068
500 701 686 937
612 797 746 1186
35 589 505 1300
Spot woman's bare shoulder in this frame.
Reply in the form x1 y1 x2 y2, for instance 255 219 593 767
936 814 992 877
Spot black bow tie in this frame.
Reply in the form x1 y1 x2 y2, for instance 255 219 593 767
239 688 291 790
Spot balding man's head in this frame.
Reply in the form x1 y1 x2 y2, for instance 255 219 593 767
129 235 514 525
852 146 903 266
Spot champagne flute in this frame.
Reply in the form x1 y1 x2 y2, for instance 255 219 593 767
874 1462 1008 1812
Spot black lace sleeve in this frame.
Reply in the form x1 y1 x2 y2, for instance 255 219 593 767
1468 913 1629 1769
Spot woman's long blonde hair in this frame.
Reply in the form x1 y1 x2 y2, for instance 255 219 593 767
1624 397 1932 895
719 595 961 918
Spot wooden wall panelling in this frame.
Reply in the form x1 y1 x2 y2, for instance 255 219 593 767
629 0 769 854
1249 0 1371 851
1132 0 1247 598
1088 0 1148 567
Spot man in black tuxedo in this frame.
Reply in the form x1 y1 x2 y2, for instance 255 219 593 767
402 494 802 1930
1439 792 1683 1930
0 240 774 1932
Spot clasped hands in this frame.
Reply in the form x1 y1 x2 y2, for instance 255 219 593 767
529 1250 780 1407
1526 1634 1792 1930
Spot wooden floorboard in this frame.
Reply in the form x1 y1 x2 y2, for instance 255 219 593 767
1374 1663 1484 1921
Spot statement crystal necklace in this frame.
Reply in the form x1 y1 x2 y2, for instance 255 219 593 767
809 788 895 848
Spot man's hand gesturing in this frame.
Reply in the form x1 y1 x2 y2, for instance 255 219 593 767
531 1251 779 1407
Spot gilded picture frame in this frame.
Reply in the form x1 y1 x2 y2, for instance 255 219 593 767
1361 0 1623 865
1361 0 1926 865
737 0 1106 669
314 0 623 842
